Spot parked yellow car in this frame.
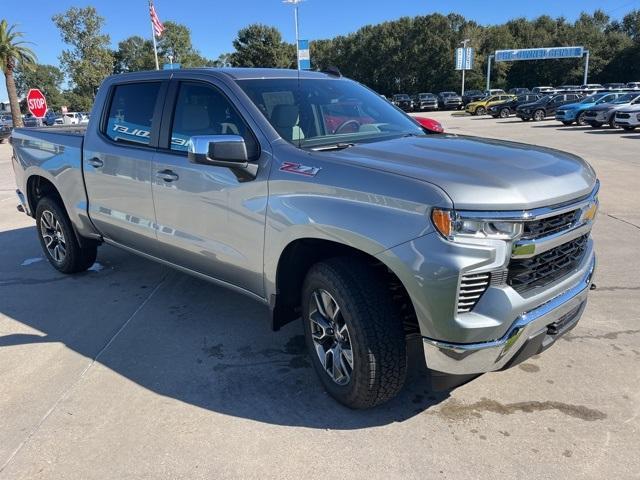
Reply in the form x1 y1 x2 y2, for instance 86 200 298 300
466 94 516 115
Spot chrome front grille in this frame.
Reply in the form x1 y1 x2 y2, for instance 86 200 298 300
508 234 589 293
458 272 491 313
522 209 579 240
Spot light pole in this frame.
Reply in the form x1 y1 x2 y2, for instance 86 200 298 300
283 0 303 70
460 39 470 96
486 54 494 91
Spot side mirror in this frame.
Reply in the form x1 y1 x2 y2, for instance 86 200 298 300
188 135 258 179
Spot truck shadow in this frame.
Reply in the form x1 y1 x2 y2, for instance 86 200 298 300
0 226 469 430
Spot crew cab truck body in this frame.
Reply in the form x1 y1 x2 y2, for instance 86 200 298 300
11 69 598 409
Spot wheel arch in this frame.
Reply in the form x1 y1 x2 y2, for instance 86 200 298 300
270 237 419 335
26 174 95 248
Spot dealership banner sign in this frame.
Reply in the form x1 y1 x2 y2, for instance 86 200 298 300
495 47 584 62
298 40 310 70
455 47 474 70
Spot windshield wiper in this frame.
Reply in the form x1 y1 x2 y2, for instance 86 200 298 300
310 143 355 151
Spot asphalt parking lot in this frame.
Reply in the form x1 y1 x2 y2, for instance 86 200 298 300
1 115 639 479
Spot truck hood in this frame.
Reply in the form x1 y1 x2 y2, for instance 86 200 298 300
324 135 596 210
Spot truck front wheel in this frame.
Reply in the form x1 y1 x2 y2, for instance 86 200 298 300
35 196 97 274
302 258 407 409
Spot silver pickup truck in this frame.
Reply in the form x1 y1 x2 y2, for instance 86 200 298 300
11 68 598 409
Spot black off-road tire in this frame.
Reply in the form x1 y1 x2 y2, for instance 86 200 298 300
35 196 97 274
590 122 603 129
301 258 407 409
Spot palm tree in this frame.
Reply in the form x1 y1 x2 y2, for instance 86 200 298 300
0 20 37 128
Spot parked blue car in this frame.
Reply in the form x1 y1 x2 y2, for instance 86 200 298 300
556 92 625 125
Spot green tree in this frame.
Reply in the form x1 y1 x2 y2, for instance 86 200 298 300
52 6 114 110
157 21 213 68
230 24 295 68
14 63 65 111
0 20 37 127
114 36 155 73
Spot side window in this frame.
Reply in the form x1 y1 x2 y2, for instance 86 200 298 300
170 82 258 158
104 82 161 146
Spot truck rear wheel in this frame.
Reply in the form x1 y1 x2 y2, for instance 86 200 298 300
35 196 97 274
301 258 407 409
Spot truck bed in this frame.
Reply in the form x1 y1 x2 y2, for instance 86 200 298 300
11 126 95 238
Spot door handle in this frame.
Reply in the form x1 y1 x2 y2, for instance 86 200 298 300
156 169 179 182
87 157 104 168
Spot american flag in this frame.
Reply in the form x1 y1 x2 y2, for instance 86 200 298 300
149 1 165 37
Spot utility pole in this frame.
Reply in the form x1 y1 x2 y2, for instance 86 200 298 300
283 0 303 70
460 39 470 96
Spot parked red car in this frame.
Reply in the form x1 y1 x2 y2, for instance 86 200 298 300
414 116 445 133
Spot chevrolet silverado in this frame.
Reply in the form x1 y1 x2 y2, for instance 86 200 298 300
11 68 598 409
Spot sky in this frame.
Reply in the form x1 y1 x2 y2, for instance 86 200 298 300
2 0 639 100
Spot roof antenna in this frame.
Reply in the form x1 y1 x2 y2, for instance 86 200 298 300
321 66 342 77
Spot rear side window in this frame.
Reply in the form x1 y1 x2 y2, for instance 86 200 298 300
104 82 161 146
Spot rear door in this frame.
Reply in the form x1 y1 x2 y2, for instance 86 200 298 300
83 80 167 255
151 76 271 296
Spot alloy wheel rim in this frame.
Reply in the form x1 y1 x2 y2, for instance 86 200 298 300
308 289 354 385
535 110 544 121
40 210 66 263
500 109 509 118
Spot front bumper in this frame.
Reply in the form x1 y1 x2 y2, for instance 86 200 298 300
555 110 577 121
423 253 595 375
443 102 462 109
615 115 640 127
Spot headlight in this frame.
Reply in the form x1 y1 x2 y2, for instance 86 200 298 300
431 208 523 241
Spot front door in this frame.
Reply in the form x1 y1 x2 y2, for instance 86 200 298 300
151 79 270 297
83 80 166 255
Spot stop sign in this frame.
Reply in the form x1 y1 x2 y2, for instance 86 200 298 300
27 89 48 118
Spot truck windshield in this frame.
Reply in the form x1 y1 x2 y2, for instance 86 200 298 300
237 78 423 148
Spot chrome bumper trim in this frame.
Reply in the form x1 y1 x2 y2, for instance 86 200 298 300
423 253 595 375
511 221 592 258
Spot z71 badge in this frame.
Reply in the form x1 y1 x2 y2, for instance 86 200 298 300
279 162 321 177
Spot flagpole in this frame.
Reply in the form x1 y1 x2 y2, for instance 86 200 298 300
149 0 160 70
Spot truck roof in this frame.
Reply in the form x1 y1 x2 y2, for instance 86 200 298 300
106 67 336 82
